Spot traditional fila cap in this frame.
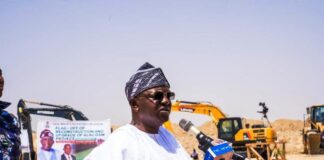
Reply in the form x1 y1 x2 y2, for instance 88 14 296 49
125 62 170 102
40 129 54 138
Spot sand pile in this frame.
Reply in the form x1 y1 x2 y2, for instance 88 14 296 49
272 119 304 153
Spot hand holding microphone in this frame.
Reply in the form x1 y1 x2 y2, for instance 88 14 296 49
179 119 245 160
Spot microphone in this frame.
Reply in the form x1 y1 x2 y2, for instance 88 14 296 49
179 119 245 160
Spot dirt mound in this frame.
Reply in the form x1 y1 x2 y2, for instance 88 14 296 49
272 119 304 131
272 119 304 153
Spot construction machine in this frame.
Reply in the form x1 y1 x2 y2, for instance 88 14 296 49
303 104 324 154
17 99 88 160
165 100 279 159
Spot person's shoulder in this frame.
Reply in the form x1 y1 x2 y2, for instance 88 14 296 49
84 125 138 160
114 123 134 131
104 124 138 144
110 124 137 137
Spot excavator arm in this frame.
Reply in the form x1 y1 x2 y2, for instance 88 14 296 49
17 99 88 160
164 100 227 133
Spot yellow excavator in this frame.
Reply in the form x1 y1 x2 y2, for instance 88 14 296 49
164 100 277 158
303 104 324 154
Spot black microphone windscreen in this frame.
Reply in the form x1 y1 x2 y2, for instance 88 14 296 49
179 119 193 132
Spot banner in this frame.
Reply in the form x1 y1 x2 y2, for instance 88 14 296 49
37 120 110 160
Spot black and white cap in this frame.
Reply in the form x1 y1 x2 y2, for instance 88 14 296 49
125 62 170 102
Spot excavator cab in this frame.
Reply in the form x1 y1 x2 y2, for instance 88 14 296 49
217 117 243 142
310 106 324 127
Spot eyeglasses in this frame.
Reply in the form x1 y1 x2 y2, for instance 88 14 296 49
140 91 175 103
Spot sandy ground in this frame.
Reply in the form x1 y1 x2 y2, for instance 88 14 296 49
286 154 324 160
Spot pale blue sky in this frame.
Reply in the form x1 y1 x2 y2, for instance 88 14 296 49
1 0 323 125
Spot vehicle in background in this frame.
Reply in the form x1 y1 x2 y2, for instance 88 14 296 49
303 104 324 154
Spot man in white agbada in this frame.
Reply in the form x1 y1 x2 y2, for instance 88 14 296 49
38 129 61 160
85 62 191 160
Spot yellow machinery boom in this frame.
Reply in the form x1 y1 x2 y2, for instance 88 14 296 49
164 100 226 133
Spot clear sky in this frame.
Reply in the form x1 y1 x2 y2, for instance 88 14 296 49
1 0 323 125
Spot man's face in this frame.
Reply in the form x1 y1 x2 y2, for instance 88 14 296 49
134 86 174 127
64 144 72 155
0 72 4 97
40 137 54 151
